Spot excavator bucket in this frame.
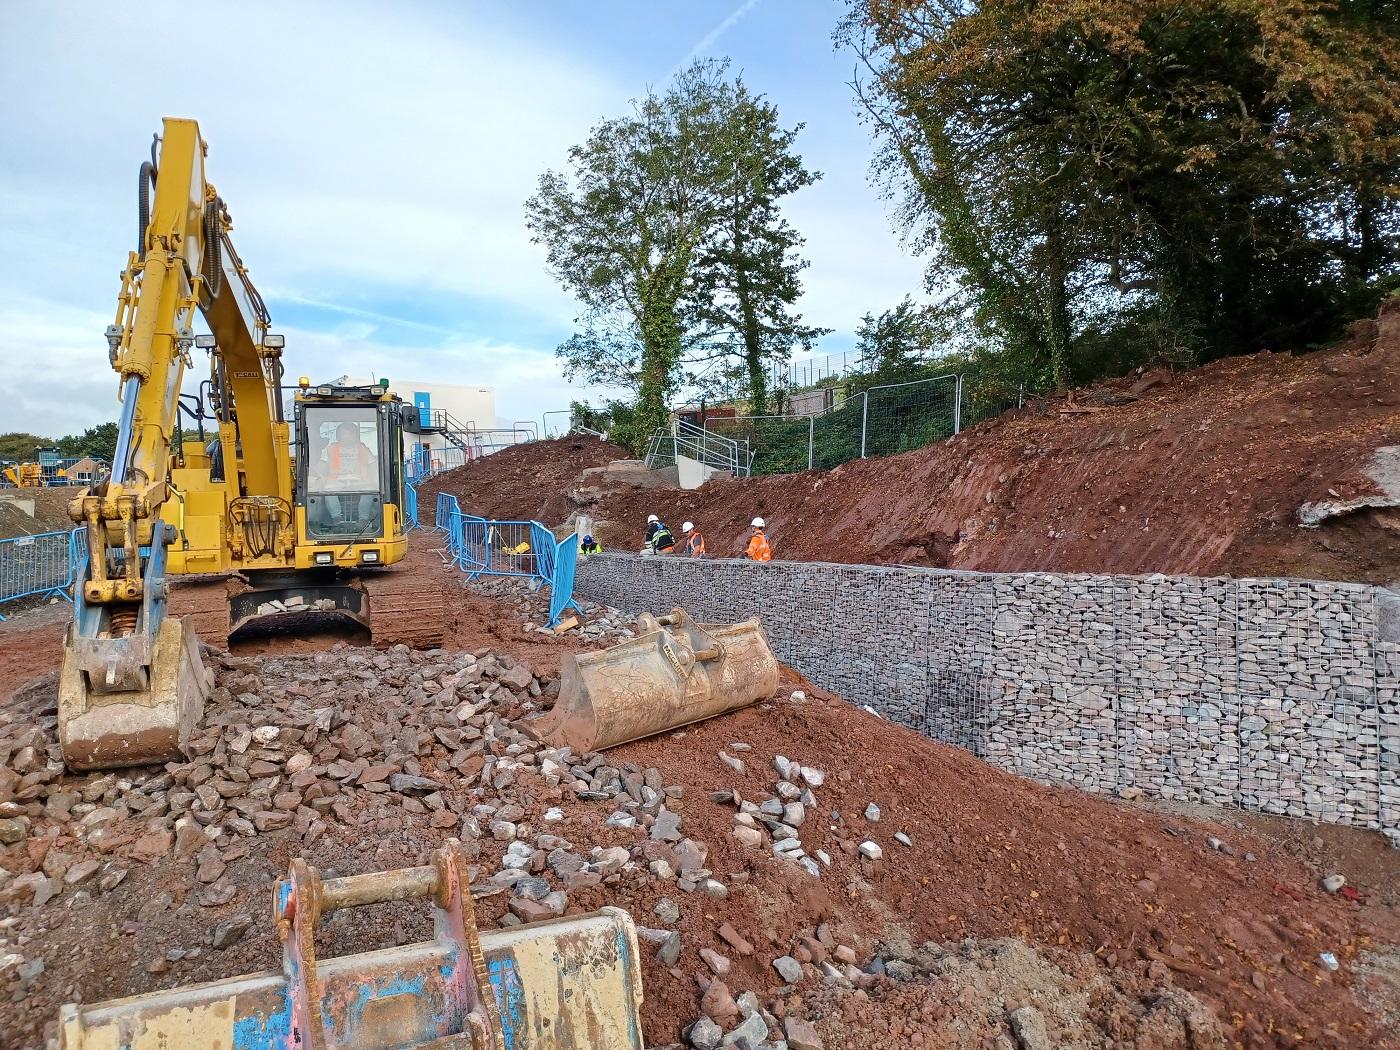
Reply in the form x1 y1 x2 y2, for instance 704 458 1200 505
529 608 781 753
58 614 209 771
59 840 646 1050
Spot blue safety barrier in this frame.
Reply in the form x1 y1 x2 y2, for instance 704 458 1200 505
433 494 580 626
548 534 579 628
404 479 420 530
0 527 84 620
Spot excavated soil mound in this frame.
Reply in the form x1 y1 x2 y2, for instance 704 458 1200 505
419 435 630 527
1 552 1395 1048
0 489 77 540
425 305 1400 583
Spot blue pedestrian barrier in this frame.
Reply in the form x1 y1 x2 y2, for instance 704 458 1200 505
432 494 579 626
0 527 84 620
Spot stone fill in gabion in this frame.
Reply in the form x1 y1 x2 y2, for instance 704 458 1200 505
577 554 1399 844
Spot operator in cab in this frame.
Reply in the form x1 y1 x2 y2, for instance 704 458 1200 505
315 422 379 524
326 422 377 486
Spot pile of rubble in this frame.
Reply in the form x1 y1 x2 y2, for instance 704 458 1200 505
0 639 826 1047
0 602 1387 1048
457 572 636 643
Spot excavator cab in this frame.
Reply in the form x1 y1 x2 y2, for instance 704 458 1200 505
292 380 414 558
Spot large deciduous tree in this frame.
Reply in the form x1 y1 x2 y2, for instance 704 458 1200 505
527 61 822 444
841 0 1400 391
686 71 828 414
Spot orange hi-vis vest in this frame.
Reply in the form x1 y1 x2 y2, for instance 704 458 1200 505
686 531 706 557
328 442 371 481
746 530 772 562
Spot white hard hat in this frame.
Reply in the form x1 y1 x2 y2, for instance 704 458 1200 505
751 517 765 528
682 521 694 533
647 514 658 523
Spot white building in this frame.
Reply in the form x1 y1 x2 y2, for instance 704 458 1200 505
332 376 496 467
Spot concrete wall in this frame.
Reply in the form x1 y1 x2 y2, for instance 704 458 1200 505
575 554 1400 841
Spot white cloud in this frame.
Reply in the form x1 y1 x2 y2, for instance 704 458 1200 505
0 291 127 437
0 3 929 437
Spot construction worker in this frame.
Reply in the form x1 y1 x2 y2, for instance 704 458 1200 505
745 516 772 562
643 514 676 554
318 422 378 524
681 521 706 557
325 422 377 486
580 533 603 556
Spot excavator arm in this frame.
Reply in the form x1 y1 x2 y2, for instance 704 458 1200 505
61 117 283 769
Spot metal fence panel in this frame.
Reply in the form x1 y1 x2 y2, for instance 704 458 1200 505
431 493 577 626
860 374 960 458
549 535 581 626
0 528 83 619
704 415 814 475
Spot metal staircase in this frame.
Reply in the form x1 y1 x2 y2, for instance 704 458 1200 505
644 420 751 477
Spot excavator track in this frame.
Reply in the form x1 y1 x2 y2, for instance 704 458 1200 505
168 567 445 652
359 566 447 649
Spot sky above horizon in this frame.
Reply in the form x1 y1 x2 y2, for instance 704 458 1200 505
0 0 927 437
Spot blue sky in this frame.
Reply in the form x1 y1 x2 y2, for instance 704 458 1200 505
0 1 925 437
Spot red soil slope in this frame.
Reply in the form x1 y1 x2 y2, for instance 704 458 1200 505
428 303 1400 583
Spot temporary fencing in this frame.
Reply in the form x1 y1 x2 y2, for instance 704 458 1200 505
432 492 580 627
706 373 973 476
0 528 84 620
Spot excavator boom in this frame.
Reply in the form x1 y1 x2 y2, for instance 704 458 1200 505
59 119 418 770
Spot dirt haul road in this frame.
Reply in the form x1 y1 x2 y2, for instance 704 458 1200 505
0 540 1396 1049
424 301 1400 584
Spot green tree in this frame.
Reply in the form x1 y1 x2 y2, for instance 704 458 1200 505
841 0 1400 390
527 61 825 442
855 296 940 373
0 433 53 462
72 422 119 462
685 63 828 414
527 62 734 442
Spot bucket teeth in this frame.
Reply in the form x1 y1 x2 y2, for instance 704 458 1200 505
529 607 780 752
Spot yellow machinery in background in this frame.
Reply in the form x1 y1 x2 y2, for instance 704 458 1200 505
60 118 424 770
3 462 43 487
60 841 646 1050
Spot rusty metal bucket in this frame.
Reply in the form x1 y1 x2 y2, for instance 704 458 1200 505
57 615 209 771
529 608 780 753
59 840 645 1050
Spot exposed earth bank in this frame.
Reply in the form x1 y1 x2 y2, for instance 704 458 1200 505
424 302 1400 584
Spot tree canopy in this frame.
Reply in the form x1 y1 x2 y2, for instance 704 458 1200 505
841 0 1400 392
526 60 822 448
855 295 942 373
0 423 117 463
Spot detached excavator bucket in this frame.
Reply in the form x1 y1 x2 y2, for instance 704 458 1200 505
59 840 646 1050
58 615 209 771
530 608 781 753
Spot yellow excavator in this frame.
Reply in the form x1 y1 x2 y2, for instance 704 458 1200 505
58 118 431 771
56 118 650 1050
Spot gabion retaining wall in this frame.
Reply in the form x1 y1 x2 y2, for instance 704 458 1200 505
575 554 1400 842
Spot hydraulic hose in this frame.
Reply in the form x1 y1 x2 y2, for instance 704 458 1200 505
202 198 224 300
137 162 154 261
